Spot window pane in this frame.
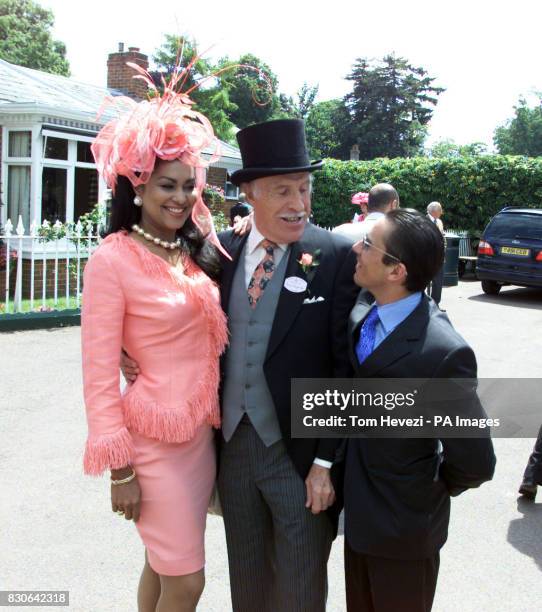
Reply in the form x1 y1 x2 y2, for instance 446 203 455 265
74 168 99 220
77 141 94 163
8 131 31 157
225 181 238 199
7 166 31 227
42 167 67 222
44 137 68 160
486 213 542 240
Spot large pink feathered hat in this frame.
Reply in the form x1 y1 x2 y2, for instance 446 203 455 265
91 60 225 253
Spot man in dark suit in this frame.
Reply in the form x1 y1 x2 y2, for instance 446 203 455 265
344 209 496 612
217 119 358 611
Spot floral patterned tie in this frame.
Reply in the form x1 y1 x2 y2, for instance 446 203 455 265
248 239 277 308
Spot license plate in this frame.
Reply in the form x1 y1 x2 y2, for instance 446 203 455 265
501 246 530 256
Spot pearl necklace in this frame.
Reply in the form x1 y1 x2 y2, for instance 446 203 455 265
131 224 182 250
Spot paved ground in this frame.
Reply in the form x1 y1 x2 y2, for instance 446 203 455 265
1 277 541 611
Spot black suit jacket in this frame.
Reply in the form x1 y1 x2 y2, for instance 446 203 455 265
218 223 359 529
344 290 496 560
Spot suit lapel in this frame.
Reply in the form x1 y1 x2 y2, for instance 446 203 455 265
265 225 316 360
348 291 373 368
357 332 414 377
220 233 249 314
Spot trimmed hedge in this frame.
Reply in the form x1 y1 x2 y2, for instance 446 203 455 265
312 155 542 233
0 308 81 332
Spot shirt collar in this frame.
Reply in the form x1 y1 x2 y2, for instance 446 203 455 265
365 211 385 221
375 292 423 334
247 222 288 256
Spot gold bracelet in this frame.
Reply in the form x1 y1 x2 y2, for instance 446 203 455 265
110 468 136 486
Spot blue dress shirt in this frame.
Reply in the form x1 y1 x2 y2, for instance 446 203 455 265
357 292 423 360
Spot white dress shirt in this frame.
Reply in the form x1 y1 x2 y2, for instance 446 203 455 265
244 223 288 287
332 211 385 242
427 213 444 234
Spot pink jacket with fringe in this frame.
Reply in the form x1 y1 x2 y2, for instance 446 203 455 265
81 232 227 475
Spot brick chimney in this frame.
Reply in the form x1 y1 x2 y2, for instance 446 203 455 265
107 43 149 100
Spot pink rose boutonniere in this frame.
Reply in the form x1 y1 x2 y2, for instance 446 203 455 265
298 249 321 286
299 252 314 268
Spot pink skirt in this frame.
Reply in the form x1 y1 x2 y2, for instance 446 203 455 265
130 425 216 576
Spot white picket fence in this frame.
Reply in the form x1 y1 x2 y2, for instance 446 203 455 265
0 216 102 314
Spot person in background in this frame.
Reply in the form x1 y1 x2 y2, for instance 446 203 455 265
333 183 400 241
229 192 252 226
352 191 369 223
426 201 445 308
519 426 542 500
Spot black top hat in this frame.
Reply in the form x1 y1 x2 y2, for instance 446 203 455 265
230 119 323 186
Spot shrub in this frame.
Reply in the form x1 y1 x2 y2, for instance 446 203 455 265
312 155 542 233
203 184 225 208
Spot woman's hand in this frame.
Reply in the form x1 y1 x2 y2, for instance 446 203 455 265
111 467 141 522
233 211 253 235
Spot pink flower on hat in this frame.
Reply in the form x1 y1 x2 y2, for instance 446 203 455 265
157 122 189 159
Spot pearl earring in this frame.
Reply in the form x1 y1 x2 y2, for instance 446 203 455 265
133 195 143 207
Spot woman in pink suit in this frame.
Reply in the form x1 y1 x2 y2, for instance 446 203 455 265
82 72 228 612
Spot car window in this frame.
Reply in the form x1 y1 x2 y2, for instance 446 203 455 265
486 213 542 240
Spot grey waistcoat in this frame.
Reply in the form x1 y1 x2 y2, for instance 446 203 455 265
221 245 290 446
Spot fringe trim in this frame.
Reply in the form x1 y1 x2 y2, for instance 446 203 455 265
123 387 221 443
83 427 134 476
100 231 169 279
178 263 229 358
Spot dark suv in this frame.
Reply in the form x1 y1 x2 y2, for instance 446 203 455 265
477 207 542 295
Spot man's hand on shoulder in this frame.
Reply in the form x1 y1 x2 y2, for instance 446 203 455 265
233 211 253 235
120 351 139 383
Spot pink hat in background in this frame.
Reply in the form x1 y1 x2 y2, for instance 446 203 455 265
351 192 369 205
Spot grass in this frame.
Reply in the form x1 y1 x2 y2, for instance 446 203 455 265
0 295 80 315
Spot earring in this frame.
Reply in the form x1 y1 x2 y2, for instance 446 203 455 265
133 195 143 207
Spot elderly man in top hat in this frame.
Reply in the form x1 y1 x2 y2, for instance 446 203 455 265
217 119 358 611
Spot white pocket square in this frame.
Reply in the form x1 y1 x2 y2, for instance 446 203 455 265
302 296 325 305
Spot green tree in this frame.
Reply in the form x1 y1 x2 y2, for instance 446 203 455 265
218 53 280 128
152 34 236 142
0 0 70 76
305 99 352 159
494 97 542 157
294 83 319 119
428 139 488 157
277 83 319 119
345 55 444 159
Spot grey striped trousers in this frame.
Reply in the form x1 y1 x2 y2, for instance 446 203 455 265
218 418 333 612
